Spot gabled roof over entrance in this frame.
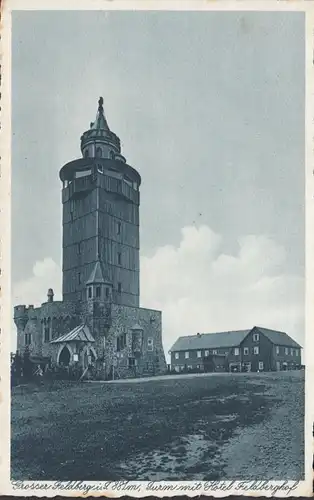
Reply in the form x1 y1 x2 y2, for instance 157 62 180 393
50 324 95 344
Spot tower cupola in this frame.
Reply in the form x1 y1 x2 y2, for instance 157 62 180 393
80 97 125 162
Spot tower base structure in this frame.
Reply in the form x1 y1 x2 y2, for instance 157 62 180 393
14 297 167 380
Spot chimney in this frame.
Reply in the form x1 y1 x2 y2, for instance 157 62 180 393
47 288 54 303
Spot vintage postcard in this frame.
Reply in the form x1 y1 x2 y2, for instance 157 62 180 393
0 0 313 497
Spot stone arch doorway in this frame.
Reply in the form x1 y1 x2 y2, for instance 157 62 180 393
59 345 71 366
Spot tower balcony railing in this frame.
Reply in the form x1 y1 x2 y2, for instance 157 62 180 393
100 175 139 204
69 175 94 199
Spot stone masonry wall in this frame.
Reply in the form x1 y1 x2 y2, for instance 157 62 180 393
104 304 167 378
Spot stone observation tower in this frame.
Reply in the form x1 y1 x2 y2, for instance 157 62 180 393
14 98 167 379
60 97 140 307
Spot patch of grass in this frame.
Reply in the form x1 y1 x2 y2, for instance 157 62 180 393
11 372 303 480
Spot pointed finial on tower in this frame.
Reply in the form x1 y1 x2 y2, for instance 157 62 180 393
98 96 104 113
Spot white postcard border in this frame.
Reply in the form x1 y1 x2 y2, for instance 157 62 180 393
1 0 313 497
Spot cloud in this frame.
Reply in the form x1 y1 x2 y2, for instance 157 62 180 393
140 225 304 356
12 257 62 307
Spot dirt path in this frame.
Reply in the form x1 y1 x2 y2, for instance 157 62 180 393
219 374 304 479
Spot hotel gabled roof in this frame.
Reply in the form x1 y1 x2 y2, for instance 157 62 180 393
170 329 251 352
169 326 302 352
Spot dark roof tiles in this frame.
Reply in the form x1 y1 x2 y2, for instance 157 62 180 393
170 326 301 352
255 326 301 348
170 329 250 351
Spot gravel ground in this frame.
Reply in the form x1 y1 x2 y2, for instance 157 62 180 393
11 370 304 481
219 372 305 479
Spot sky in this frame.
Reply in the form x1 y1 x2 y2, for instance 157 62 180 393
12 10 305 355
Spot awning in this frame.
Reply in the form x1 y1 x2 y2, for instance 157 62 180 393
50 324 95 344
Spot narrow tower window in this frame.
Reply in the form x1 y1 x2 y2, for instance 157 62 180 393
118 252 122 265
84 149 89 158
96 286 101 298
88 287 92 299
25 333 31 345
96 147 102 158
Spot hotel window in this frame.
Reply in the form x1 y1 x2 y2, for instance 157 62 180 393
290 348 293 355
105 287 109 298
253 333 260 342
276 346 280 355
118 253 122 265
185 351 189 359
213 350 217 355
296 349 299 356
205 350 209 357
117 222 121 235
285 347 288 355
96 286 101 298
253 346 259 355
197 350 202 358
258 361 264 371
78 273 81 285
117 282 122 294
175 352 179 360
234 348 239 356
243 347 249 355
